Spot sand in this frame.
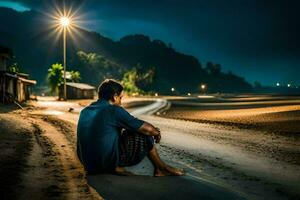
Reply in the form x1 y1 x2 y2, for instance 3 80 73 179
1 95 299 199
0 105 102 200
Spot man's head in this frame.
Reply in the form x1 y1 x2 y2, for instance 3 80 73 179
98 79 124 106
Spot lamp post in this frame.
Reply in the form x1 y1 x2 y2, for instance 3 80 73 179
60 17 70 100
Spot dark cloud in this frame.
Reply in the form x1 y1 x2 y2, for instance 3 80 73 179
3 0 300 85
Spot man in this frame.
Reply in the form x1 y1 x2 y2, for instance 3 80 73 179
77 79 184 176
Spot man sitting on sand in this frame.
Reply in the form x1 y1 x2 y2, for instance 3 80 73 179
77 79 184 176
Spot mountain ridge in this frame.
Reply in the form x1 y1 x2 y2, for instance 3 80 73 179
0 7 252 93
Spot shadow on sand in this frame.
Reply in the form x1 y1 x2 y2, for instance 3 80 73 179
88 174 245 200
0 103 23 113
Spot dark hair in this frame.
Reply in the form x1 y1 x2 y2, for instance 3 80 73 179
98 79 123 100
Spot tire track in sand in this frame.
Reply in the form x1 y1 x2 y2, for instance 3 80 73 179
27 115 102 200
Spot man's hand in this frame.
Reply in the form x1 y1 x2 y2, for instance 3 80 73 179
153 127 161 143
138 122 162 143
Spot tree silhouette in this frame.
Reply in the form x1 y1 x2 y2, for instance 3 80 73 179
205 62 221 74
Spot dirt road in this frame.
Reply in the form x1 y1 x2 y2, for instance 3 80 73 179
0 106 102 200
32 96 300 199
1 95 299 199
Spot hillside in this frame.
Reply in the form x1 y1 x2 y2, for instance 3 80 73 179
0 7 252 94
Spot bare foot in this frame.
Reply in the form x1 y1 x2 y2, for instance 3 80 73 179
113 167 135 176
154 165 184 177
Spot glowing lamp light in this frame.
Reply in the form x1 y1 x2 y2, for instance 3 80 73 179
201 84 206 89
46 4 85 100
276 82 280 87
60 17 70 27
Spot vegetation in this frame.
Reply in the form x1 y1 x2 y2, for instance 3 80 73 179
8 63 20 73
47 63 82 95
77 51 122 85
70 70 81 83
1 8 255 94
121 68 141 95
204 62 253 93
121 64 155 95
47 63 63 95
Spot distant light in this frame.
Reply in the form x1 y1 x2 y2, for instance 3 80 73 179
276 82 280 87
187 93 191 96
201 84 206 89
287 84 291 88
171 87 175 92
60 17 70 27
155 93 158 97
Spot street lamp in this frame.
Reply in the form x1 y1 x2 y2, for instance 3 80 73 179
59 16 71 100
48 6 83 100
60 17 70 27
47 5 85 99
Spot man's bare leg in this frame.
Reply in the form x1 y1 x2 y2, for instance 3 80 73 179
148 145 184 177
113 145 184 176
113 166 135 176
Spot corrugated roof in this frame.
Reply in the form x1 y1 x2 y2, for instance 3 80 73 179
66 82 95 90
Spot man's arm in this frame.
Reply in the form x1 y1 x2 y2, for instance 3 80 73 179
138 122 161 143
114 106 161 143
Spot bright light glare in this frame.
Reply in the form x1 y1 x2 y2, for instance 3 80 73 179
42 2 92 51
60 17 70 27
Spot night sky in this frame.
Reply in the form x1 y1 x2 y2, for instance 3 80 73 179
1 0 299 86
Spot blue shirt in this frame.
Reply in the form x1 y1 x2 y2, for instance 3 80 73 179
77 99 144 173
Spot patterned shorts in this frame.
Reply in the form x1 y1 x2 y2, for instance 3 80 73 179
118 129 154 167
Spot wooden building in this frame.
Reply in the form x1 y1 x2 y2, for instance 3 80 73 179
0 45 36 103
59 82 95 99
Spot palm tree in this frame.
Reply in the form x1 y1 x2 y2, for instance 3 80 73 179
47 63 63 95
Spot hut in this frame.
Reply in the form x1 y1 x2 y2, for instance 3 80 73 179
59 82 95 99
0 45 36 103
